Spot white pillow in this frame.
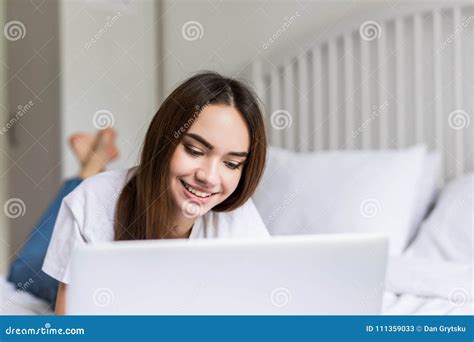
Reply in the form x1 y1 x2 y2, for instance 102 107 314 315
405 172 473 262
252 145 427 255
407 152 442 246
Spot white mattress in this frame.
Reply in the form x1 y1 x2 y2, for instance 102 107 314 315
382 256 473 315
0 276 53 315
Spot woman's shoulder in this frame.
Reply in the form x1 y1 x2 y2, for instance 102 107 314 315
78 167 134 192
62 167 136 240
65 168 135 203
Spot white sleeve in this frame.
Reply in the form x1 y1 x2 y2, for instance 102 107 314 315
42 200 87 284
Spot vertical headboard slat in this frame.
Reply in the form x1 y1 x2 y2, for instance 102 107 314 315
453 7 465 177
377 22 389 149
343 34 356 150
328 40 339 150
432 9 444 177
360 37 372 149
312 46 324 151
297 53 311 152
394 17 406 148
282 62 296 150
413 13 424 145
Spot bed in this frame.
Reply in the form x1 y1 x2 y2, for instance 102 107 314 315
382 256 473 315
1 276 53 315
247 0 473 316
2 150 472 316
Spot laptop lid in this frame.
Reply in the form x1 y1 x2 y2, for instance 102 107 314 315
66 234 388 315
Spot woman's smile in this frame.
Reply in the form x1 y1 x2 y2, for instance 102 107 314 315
180 178 217 204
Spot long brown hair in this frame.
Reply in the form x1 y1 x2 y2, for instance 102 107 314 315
114 71 267 240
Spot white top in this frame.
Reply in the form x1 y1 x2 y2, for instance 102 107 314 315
42 168 270 284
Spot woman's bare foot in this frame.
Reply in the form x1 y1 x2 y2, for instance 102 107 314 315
69 133 97 166
76 128 119 179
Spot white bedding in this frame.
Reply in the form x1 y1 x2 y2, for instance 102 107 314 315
1 276 53 315
380 173 474 315
382 292 472 315
382 256 473 315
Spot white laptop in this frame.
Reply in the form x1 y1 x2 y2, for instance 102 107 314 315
66 234 388 315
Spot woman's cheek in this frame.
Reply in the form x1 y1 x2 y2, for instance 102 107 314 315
223 171 241 195
176 150 198 170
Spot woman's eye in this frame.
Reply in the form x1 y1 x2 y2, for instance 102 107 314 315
184 144 241 170
184 145 203 156
225 162 242 170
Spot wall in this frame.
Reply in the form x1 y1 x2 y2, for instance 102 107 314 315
0 0 8 273
3 0 62 264
59 0 161 178
160 0 388 95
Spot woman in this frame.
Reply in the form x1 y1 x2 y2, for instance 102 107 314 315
42 71 270 314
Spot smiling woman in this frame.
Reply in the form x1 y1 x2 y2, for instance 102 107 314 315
41 71 270 314
115 71 268 240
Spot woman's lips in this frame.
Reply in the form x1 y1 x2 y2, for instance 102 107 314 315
180 179 215 205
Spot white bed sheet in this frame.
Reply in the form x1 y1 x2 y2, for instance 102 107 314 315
382 256 473 315
382 292 472 315
1 276 53 315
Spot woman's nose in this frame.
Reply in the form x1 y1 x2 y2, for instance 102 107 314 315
195 160 219 188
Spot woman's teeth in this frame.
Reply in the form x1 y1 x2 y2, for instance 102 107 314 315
182 180 212 198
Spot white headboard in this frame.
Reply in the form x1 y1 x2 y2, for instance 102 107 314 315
251 2 473 181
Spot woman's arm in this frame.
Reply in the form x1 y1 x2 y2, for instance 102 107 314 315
55 282 67 315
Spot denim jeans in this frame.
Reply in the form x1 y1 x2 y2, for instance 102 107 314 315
7 178 82 306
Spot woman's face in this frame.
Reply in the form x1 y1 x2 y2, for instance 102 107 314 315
169 104 250 217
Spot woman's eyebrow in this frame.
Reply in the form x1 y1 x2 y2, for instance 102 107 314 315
184 133 248 157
